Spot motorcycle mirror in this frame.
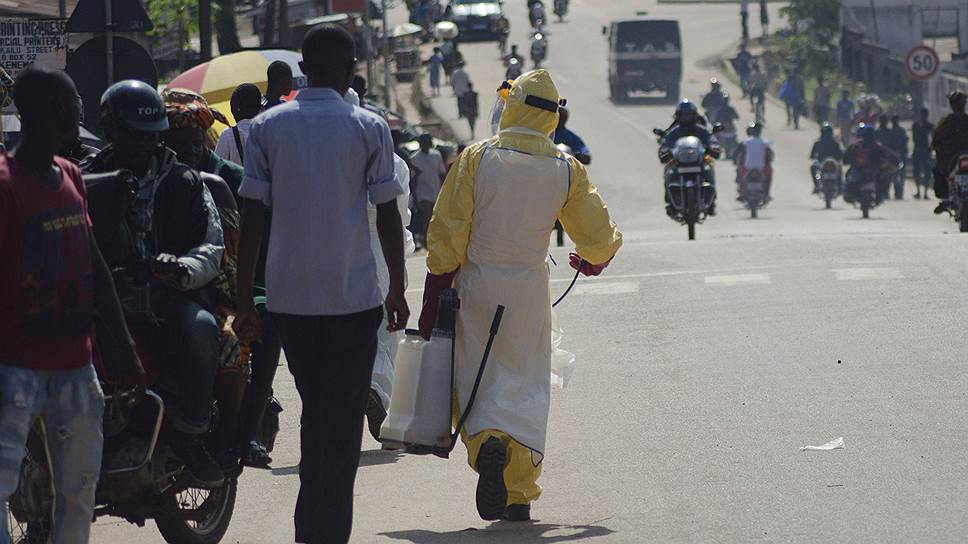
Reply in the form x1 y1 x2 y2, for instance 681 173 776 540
712 123 725 134
652 128 665 136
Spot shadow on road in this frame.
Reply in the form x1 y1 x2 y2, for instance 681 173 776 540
380 522 615 543
360 448 405 467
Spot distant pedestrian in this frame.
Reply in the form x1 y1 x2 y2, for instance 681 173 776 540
734 46 753 96
874 115 891 147
740 0 749 42
451 61 471 119
888 115 908 199
759 0 769 37
234 25 409 544
779 71 804 129
836 90 855 145
911 108 933 199
440 38 459 80
813 76 832 124
463 82 479 138
408 133 446 248
262 60 293 110
427 47 443 97
352 75 369 107
216 83 262 166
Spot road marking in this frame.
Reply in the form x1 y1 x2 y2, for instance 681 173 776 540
571 281 639 296
832 268 904 281
704 273 772 286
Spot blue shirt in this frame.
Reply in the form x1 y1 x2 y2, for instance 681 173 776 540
553 127 589 155
239 87 403 315
836 99 854 121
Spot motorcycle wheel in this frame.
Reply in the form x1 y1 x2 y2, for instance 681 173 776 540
825 191 833 209
960 210 968 233
861 201 870 219
686 189 697 241
750 203 758 219
6 425 52 544
155 478 237 544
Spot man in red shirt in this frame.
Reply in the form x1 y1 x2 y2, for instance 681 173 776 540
0 67 144 543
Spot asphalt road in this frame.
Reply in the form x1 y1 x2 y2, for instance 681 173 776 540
91 1 968 542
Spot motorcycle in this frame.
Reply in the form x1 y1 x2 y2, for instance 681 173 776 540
554 0 567 21
946 153 968 232
530 31 548 68
845 167 882 219
505 57 523 80
741 168 768 218
654 125 723 240
6 174 283 544
813 158 842 209
718 126 738 161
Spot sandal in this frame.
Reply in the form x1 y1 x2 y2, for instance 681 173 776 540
240 440 272 469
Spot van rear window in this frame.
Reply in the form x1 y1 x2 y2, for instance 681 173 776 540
615 22 680 53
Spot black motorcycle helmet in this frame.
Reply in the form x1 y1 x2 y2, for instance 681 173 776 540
820 122 833 137
857 123 875 141
746 122 762 137
99 80 169 135
675 99 699 125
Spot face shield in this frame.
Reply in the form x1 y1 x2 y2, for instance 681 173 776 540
489 80 513 136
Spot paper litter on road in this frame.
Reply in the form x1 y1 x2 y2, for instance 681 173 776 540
800 437 845 451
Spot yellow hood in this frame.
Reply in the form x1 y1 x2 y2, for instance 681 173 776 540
499 69 560 137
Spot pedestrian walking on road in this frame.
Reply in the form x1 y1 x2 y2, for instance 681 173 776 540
451 61 471 119
740 0 749 42
888 115 908 199
463 82 480 138
418 70 622 523
813 76 832 124
408 133 446 247
428 47 443 97
759 0 769 38
216 83 261 166
836 90 855 145
234 25 409 544
911 108 933 199
262 60 293 110
0 67 145 544
779 71 804 129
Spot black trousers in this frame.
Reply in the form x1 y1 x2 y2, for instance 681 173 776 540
272 307 383 544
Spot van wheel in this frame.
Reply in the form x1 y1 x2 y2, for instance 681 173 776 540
610 83 626 102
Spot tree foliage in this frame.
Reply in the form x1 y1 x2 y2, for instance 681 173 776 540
146 0 220 53
773 0 842 78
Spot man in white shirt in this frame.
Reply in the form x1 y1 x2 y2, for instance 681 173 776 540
214 83 262 165
735 122 774 199
451 61 471 118
234 25 408 544
408 133 446 248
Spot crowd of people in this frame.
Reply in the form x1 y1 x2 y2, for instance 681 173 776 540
0 16 624 543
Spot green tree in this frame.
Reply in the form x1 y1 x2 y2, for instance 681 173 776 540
778 0 842 77
147 0 198 52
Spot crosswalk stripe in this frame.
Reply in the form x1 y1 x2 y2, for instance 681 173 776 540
571 281 640 296
704 274 772 286
832 268 904 281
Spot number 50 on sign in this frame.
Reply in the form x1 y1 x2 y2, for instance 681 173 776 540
906 45 940 81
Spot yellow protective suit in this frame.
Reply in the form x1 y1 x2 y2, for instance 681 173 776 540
426 70 622 506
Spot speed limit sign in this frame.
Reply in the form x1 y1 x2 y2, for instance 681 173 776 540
906 45 940 80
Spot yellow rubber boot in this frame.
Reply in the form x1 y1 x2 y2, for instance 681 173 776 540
462 428 543 518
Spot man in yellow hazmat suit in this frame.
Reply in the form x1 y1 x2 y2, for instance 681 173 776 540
417 70 622 522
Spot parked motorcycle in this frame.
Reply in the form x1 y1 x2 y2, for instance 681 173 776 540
554 0 568 21
947 153 968 232
655 125 723 240
741 168 768 218
813 158 843 209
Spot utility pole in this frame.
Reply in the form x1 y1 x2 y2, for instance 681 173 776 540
278 0 290 48
382 0 390 109
199 0 212 60
58 0 66 17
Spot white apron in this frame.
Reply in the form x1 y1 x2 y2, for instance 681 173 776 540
455 132 571 463
370 155 416 406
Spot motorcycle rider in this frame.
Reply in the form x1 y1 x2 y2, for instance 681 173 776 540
809 122 843 192
529 0 546 28
930 91 968 214
659 99 721 216
734 122 773 201
530 31 547 68
553 106 590 164
502 44 525 68
843 123 899 205
712 93 739 133
701 78 727 121
83 80 227 488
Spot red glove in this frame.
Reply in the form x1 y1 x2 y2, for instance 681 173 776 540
417 269 458 340
569 252 610 277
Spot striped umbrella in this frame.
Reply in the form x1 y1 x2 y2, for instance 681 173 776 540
165 49 306 125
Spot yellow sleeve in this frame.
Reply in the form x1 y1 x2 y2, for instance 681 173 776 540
426 143 485 275
559 158 623 265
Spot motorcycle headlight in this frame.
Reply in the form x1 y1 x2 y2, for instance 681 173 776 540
673 147 701 164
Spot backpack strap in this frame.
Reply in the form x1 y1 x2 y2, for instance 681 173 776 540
232 125 244 165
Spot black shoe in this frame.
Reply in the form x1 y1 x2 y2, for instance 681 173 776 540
707 204 717 216
475 437 508 521
504 504 531 521
170 433 225 489
935 202 950 215
366 389 387 442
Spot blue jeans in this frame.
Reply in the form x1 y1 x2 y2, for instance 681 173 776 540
0 364 104 544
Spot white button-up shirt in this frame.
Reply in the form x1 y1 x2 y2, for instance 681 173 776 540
239 87 403 316
214 118 252 165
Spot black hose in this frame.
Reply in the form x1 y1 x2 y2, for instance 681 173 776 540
552 265 582 308
449 305 505 451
